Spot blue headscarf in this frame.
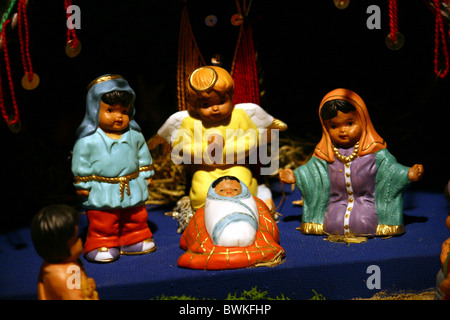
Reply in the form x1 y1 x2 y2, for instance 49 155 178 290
75 74 141 140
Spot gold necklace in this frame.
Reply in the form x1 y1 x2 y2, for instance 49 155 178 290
333 142 360 163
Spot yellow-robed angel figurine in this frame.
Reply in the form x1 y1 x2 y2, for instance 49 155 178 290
149 66 286 212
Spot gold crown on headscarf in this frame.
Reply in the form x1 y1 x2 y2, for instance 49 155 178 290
86 74 126 91
188 66 218 93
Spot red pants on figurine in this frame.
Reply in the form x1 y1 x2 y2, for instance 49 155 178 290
84 205 152 253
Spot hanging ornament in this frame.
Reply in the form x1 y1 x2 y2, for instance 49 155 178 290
21 73 40 90
211 53 223 66
0 19 21 133
231 13 244 26
334 0 350 10
6 115 21 133
386 0 404 50
65 39 82 58
385 32 405 50
65 0 81 57
17 0 39 90
205 15 217 27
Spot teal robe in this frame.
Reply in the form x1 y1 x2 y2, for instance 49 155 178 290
293 148 410 235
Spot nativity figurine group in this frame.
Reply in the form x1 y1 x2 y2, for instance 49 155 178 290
31 67 427 300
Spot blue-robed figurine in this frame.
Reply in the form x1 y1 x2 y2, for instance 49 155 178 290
72 74 156 263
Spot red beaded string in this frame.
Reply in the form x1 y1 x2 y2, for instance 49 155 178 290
433 0 449 78
388 0 399 42
17 0 34 82
65 0 79 48
0 19 20 126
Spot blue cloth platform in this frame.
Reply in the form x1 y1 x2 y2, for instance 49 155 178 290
1 184 448 300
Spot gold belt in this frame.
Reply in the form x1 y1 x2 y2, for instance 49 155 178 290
74 165 153 199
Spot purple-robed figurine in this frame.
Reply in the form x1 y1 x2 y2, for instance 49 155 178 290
280 89 423 238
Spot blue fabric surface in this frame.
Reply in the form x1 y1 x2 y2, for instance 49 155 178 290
0 185 448 300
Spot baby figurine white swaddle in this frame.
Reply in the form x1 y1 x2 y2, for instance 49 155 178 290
204 176 259 247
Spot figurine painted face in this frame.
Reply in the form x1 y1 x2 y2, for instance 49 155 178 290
314 89 386 163
186 66 235 124
324 110 363 149
197 91 233 124
98 101 130 134
214 178 242 197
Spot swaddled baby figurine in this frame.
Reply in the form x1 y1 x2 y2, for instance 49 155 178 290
178 176 284 270
204 176 259 247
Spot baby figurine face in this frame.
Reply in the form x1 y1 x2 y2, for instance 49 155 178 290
214 179 242 197
197 92 233 124
324 110 362 149
99 101 130 134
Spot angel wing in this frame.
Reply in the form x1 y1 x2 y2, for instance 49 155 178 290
147 104 286 149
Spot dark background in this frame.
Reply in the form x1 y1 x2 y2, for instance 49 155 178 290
1 0 448 232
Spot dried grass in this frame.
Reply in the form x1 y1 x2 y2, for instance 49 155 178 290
355 289 435 300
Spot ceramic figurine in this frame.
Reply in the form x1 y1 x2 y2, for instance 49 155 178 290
440 214 450 300
436 181 450 300
72 74 156 263
151 66 287 214
178 176 285 270
279 88 423 237
31 204 99 300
